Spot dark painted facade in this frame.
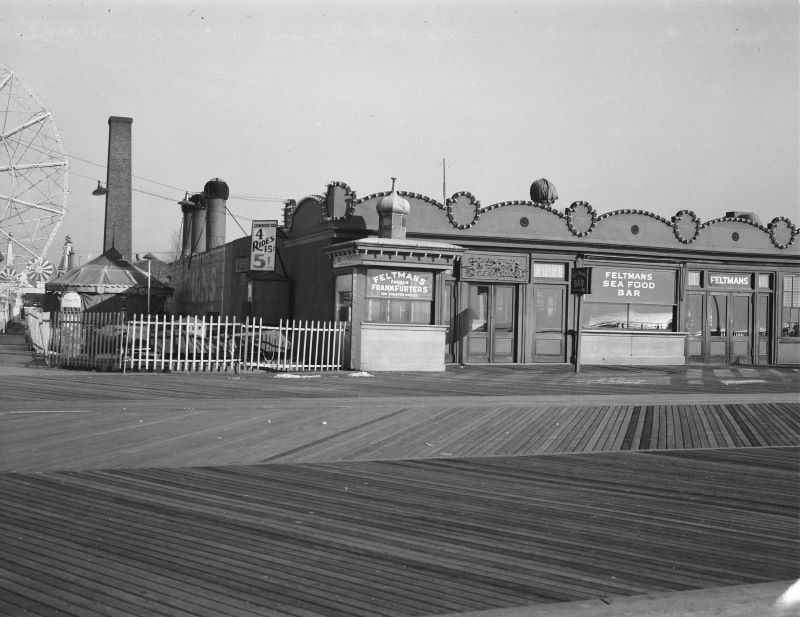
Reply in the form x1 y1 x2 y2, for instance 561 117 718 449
168 180 800 366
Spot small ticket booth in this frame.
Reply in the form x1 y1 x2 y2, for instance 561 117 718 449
327 237 462 371
325 182 463 371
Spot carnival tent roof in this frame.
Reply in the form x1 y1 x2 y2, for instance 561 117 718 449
134 253 173 286
46 248 172 296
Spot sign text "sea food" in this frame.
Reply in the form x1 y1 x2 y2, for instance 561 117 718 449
591 268 676 304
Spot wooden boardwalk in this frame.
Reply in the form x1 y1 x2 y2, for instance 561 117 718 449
265 400 800 464
0 448 796 617
0 364 798 616
2 397 797 471
0 364 798 404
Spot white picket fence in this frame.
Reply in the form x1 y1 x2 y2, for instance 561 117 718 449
123 314 348 372
39 312 348 372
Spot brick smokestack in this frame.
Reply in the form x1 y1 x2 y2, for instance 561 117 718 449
103 116 133 259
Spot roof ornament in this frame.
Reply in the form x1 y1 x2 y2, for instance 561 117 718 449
376 177 410 239
530 178 559 205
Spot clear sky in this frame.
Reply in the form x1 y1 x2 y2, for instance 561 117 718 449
3 0 798 266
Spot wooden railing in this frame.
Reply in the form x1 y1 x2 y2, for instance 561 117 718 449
47 311 126 369
24 308 54 358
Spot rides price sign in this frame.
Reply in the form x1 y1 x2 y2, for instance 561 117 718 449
250 220 277 272
591 268 676 304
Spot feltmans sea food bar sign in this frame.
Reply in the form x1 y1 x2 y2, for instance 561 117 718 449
367 269 433 300
591 268 676 304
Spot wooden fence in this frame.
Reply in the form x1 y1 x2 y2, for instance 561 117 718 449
46 311 126 369
42 312 348 372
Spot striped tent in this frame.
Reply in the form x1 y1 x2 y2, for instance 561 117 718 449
45 248 172 313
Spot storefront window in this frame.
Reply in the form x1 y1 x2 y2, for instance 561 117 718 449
533 263 566 280
335 274 353 321
365 269 433 325
782 275 800 337
583 303 675 330
366 298 431 324
584 267 677 331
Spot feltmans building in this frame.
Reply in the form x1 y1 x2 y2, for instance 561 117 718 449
166 177 800 370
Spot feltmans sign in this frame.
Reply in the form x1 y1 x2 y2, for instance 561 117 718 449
706 272 751 288
366 269 433 300
591 268 676 304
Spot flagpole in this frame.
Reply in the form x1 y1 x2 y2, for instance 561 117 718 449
146 259 151 315
442 158 447 207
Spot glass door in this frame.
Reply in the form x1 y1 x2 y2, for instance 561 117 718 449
756 293 771 364
707 293 728 363
730 293 753 364
493 285 516 362
466 284 516 363
686 292 704 364
443 280 457 363
688 292 756 364
533 285 566 362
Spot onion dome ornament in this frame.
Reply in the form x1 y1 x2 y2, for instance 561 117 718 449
376 177 410 239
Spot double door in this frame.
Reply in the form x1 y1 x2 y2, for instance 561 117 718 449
466 284 516 363
686 292 770 364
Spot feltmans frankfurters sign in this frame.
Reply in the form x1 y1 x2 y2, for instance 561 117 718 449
591 268 676 304
366 269 433 300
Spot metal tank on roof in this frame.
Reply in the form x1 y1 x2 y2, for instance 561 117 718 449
204 178 229 251
178 194 197 258
189 193 207 255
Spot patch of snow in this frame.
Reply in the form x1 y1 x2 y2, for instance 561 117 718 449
274 374 321 379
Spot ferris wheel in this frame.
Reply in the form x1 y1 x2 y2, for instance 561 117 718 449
0 65 67 287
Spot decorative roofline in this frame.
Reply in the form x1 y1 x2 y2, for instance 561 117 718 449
283 181 798 250
597 209 672 225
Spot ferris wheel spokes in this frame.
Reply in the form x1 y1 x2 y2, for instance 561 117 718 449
0 65 68 287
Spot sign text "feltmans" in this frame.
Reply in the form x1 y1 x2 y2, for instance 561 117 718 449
707 273 751 287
